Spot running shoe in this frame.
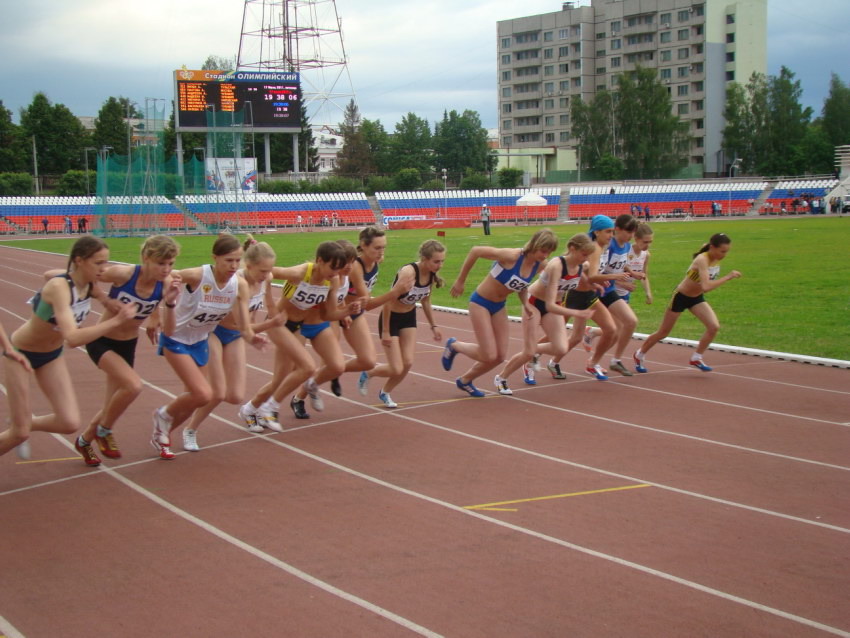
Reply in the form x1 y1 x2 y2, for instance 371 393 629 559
456 378 485 397
149 436 175 460
257 407 284 433
94 431 121 459
582 326 595 353
441 337 458 371
14 440 31 461
547 360 566 379
330 377 342 397
494 375 513 396
521 362 537 385
609 360 634 377
304 378 324 412
182 429 200 452
633 351 648 373
531 353 541 371
585 363 609 381
690 358 713 372
357 371 369 396
152 407 171 446
75 437 101 467
238 403 265 433
378 390 398 409
290 396 309 420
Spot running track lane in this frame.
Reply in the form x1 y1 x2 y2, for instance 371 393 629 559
0 244 848 637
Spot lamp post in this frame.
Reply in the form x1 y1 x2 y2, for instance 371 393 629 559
441 168 447 218
83 147 96 196
728 157 741 216
193 147 206 194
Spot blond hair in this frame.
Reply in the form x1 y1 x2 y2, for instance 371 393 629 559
522 228 558 255
141 235 179 261
418 239 446 288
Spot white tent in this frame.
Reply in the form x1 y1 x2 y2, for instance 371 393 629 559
515 192 547 207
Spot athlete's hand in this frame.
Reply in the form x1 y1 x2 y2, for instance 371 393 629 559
449 280 465 298
115 301 137 323
145 324 159 345
3 348 32 372
645 293 653 305
727 270 742 280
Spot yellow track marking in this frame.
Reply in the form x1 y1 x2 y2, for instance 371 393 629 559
15 456 81 465
465 484 652 511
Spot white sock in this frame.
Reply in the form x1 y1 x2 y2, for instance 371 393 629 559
635 350 645 361
611 358 621 366
241 401 257 415
690 353 703 361
260 398 279 413
158 407 173 423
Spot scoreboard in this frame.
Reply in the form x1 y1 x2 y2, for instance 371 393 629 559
174 69 301 133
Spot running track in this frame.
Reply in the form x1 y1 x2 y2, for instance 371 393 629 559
1 242 848 637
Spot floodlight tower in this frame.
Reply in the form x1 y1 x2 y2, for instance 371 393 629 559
237 0 356 131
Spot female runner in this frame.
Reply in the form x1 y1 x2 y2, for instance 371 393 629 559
73 235 180 465
495 233 594 394
441 229 557 397
633 233 741 372
0 236 135 458
152 234 264 459
360 240 446 409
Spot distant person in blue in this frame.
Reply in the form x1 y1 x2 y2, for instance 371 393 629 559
480 204 491 235
643 204 650 221
41 217 49 233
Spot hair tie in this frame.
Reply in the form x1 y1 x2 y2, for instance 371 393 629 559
250 239 258 245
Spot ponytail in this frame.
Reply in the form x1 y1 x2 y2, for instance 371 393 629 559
694 233 731 258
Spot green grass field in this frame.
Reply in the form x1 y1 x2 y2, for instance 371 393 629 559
3 216 849 360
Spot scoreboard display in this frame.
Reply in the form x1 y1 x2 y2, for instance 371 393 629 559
174 69 301 133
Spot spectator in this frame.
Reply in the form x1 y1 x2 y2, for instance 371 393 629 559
643 204 650 221
41 217 49 233
77 217 88 234
480 204 491 236
64 214 73 234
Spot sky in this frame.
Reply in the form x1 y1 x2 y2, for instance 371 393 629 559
1 0 848 131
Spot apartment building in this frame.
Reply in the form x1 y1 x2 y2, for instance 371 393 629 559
497 0 766 177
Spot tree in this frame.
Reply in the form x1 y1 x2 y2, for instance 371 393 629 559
0 101 27 172
335 99 373 177
571 90 618 169
496 167 523 188
20 92 88 174
202 55 236 72
721 81 754 171
616 66 689 178
762 66 812 175
821 73 850 149
388 113 432 174
93 97 131 156
433 110 495 183
360 119 392 174
392 168 422 191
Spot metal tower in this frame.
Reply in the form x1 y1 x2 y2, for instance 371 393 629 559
237 0 356 127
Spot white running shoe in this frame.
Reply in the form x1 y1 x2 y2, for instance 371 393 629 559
582 327 595 353
494 375 513 396
357 371 369 396
304 378 324 412
15 440 31 460
530 353 541 371
378 390 398 409
257 405 284 433
182 429 200 452
152 407 171 445
238 403 265 433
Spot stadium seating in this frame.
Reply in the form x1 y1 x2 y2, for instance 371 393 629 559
375 188 560 223
567 182 768 219
762 179 838 214
176 193 377 228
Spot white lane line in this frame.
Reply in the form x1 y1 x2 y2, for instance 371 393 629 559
0 613 26 638
49 435 444 638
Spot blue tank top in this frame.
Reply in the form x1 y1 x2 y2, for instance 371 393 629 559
108 265 164 320
488 253 540 293
601 237 630 294
349 257 379 295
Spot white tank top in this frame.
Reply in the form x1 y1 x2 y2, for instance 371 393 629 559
615 248 649 296
172 264 239 345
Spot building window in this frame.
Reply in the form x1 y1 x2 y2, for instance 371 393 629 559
660 32 671 43
660 68 672 79
559 63 569 73
726 70 735 81
694 25 703 36
544 98 554 108
502 120 512 130
695 137 704 148
501 38 511 49
695 5 704 17
545 132 555 143
726 51 735 62
611 38 622 50
559 114 569 125
677 66 690 78
502 71 511 81
502 103 512 113
559 46 569 57
596 32 606 40
678 85 689 96
695 118 704 129
596 66 607 74
678 29 689 40
558 28 568 39
559 97 569 108
660 49 672 62
726 13 735 24
660 12 671 24
544 48 554 59
693 62 704 73
573 59 581 69
693 80 704 92
545 115 554 126
694 99 704 110
611 20 621 33
515 32 539 44
611 56 621 68
544 81 555 93
559 131 570 142
572 77 581 87
501 54 511 65
503 136 512 146
678 10 690 22
726 33 735 43
677 103 689 115
544 31 553 41
502 87 512 97
559 80 570 91
693 43 703 54
516 133 541 143
544 65 554 76
678 48 690 59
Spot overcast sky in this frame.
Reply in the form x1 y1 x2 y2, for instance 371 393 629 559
2 0 847 130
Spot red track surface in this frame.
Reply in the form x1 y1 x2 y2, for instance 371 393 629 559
1 243 848 637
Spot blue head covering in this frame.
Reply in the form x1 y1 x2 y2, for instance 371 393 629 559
589 215 614 232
